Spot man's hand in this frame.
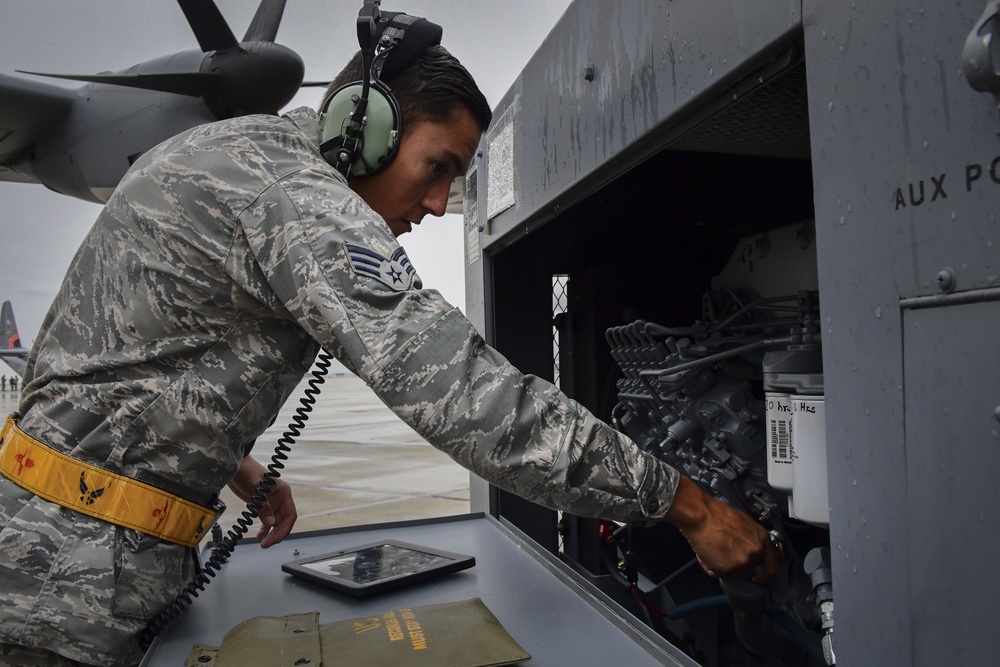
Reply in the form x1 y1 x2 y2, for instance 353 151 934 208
228 455 298 549
663 476 781 583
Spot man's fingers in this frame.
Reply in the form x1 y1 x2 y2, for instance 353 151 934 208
691 524 784 583
697 555 719 579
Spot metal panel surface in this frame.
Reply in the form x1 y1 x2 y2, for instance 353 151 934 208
805 0 999 300
902 298 1000 667
458 0 1000 662
477 0 802 249
140 514 697 667
804 1 1000 664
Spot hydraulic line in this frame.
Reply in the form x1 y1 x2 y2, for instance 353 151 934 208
639 336 795 378
636 591 825 664
601 522 824 663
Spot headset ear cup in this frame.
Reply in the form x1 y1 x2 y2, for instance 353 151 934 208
320 81 402 176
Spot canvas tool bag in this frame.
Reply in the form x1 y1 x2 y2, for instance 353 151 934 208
185 597 531 667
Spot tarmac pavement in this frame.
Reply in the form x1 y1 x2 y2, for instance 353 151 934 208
0 373 472 541
220 372 472 535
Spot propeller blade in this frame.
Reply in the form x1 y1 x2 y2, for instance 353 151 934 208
300 80 333 88
15 70 223 97
177 0 238 52
243 0 287 43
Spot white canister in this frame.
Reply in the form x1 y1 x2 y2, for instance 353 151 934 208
789 394 829 526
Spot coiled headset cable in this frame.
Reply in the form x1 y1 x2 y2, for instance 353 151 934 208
139 350 334 649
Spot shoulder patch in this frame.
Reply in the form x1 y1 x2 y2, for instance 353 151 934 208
345 243 421 291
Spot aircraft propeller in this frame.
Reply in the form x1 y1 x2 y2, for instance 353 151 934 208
15 0 304 119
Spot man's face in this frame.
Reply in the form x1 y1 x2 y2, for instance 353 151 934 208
349 106 482 237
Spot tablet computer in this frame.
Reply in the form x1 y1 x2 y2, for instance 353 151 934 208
281 539 476 597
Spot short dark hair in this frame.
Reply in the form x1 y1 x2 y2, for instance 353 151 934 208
323 45 492 135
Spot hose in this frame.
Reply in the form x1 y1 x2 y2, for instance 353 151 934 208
720 579 822 665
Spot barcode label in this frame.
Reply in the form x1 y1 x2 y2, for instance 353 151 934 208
770 419 791 461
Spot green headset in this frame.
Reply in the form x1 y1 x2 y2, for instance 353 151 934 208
319 2 442 178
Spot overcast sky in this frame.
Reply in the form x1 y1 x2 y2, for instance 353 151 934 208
0 0 573 349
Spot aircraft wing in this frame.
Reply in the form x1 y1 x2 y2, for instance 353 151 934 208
0 73 74 180
0 351 27 376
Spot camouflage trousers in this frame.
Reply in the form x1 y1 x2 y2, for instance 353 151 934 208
0 643 101 667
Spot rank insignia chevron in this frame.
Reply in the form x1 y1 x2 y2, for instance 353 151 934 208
346 244 421 292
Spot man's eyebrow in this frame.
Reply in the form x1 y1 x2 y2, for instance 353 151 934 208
441 148 472 177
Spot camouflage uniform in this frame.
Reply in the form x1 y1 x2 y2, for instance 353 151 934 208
0 643 96 667
0 107 681 666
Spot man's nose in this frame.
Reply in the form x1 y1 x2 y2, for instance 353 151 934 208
422 180 451 217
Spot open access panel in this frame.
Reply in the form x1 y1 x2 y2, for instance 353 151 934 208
463 2 1000 666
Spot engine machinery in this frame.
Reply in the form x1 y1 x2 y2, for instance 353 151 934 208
462 2 1000 666
602 222 833 665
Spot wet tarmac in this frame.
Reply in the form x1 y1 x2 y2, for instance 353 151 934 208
0 374 471 540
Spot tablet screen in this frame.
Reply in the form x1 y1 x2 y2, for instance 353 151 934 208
299 543 453 584
282 539 476 597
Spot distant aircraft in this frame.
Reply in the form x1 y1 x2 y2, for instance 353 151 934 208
0 0 465 212
0 0 306 204
0 301 27 376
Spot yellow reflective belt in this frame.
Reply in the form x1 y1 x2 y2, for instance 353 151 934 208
0 415 222 548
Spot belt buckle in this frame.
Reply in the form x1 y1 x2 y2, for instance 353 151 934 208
194 497 228 545
211 496 227 521
209 496 227 527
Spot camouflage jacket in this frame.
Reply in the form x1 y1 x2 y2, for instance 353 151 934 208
0 107 680 666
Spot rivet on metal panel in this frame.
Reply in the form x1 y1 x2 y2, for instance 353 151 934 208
936 268 957 293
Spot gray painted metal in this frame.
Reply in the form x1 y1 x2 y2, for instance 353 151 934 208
140 514 696 666
464 0 1000 664
902 302 1000 666
804 1 1000 664
466 0 802 252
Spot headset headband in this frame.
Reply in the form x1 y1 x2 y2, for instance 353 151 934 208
319 3 443 177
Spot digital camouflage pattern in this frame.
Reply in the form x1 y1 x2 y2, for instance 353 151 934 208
0 107 680 666
0 641 99 666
